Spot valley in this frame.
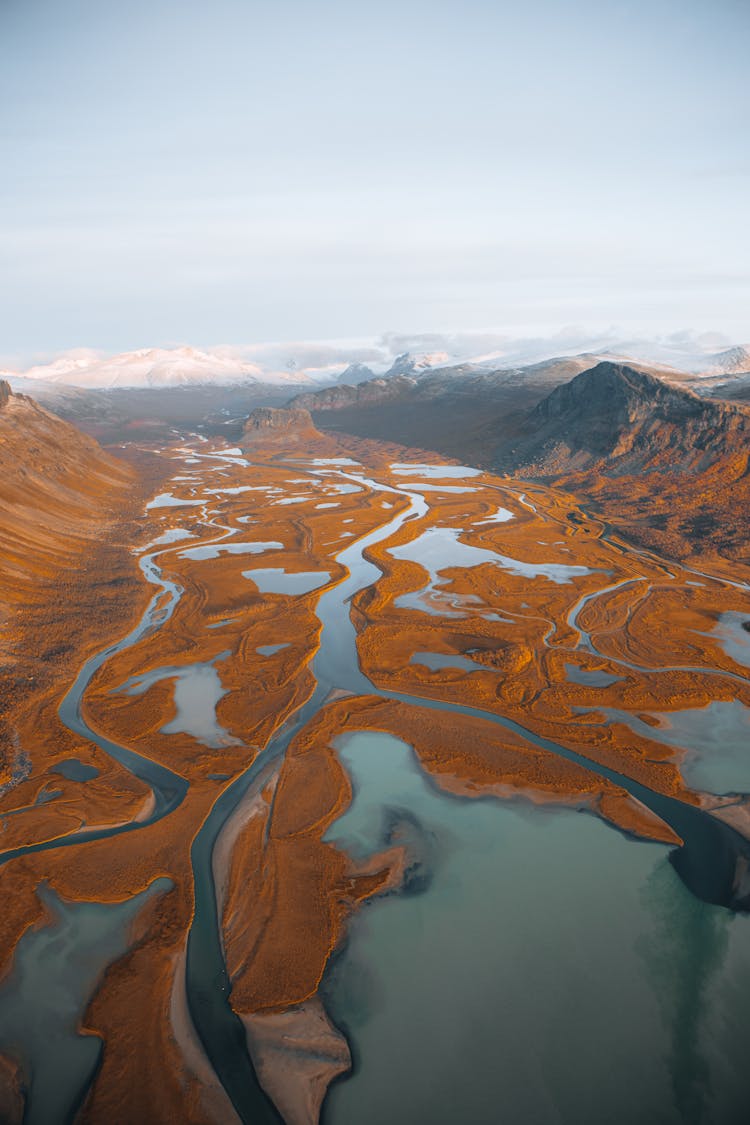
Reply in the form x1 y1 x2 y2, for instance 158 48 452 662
1 387 749 1123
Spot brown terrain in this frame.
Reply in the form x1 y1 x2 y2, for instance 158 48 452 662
295 360 750 569
0 375 748 1122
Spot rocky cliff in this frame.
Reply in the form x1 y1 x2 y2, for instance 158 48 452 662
242 406 320 448
495 362 750 477
290 375 417 413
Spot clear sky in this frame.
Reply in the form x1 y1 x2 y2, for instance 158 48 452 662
1 0 748 360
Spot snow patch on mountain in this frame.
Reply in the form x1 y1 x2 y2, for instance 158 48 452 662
3 330 748 390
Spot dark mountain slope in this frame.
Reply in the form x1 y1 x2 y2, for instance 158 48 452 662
495 362 750 477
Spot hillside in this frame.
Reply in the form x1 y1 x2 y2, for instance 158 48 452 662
0 385 133 560
287 360 750 567
491 364 750 567
288 355 688 463
494 362 750 476
0 385 142 784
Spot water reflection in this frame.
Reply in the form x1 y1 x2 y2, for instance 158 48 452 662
637 861 736 1124
0 879 171 1124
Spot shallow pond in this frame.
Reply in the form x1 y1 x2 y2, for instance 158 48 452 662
178 541 283 561
146 527 196 547
390 463 482 479
145 492 204 509
242 568 331 595
474 505 515 524
397 482 478 493
51 758 100 782
115 653 240 748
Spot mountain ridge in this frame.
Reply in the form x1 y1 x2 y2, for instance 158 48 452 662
495 362 750 477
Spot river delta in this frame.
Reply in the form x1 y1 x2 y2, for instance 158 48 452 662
1 428 749 1124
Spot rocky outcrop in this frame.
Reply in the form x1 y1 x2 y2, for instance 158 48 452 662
244 406 313 433
0 379 10 408
242 406 319 448
290 375 417 413
495 362 750 477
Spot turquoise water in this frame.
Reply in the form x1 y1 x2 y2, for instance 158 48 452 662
580 701 750 795
51 758 100 782
322 731 750 1125
0 879 171 1125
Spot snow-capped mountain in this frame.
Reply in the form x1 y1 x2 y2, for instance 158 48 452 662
598 338 750 377
4 332 748 391
4 346 314 390
697 346 750 376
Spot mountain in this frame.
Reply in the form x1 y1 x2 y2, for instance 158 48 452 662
286 354 686 463
699 345 750 376
383 352 439 378
282 358 750 563
336 363 376 385
3 346 315 390
291 375 418 413
488 363 750 564
2 371 316 446
495 362 750 477
6 334 750 393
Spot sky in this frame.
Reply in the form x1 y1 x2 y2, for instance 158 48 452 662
1 0 748 362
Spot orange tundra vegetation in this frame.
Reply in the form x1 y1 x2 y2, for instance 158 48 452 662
0 398 748 1121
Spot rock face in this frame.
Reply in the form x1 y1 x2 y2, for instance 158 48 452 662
0 379 10 408
243 406 313 434
242 406 319 448
495 362 750 476
290 375 417 413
